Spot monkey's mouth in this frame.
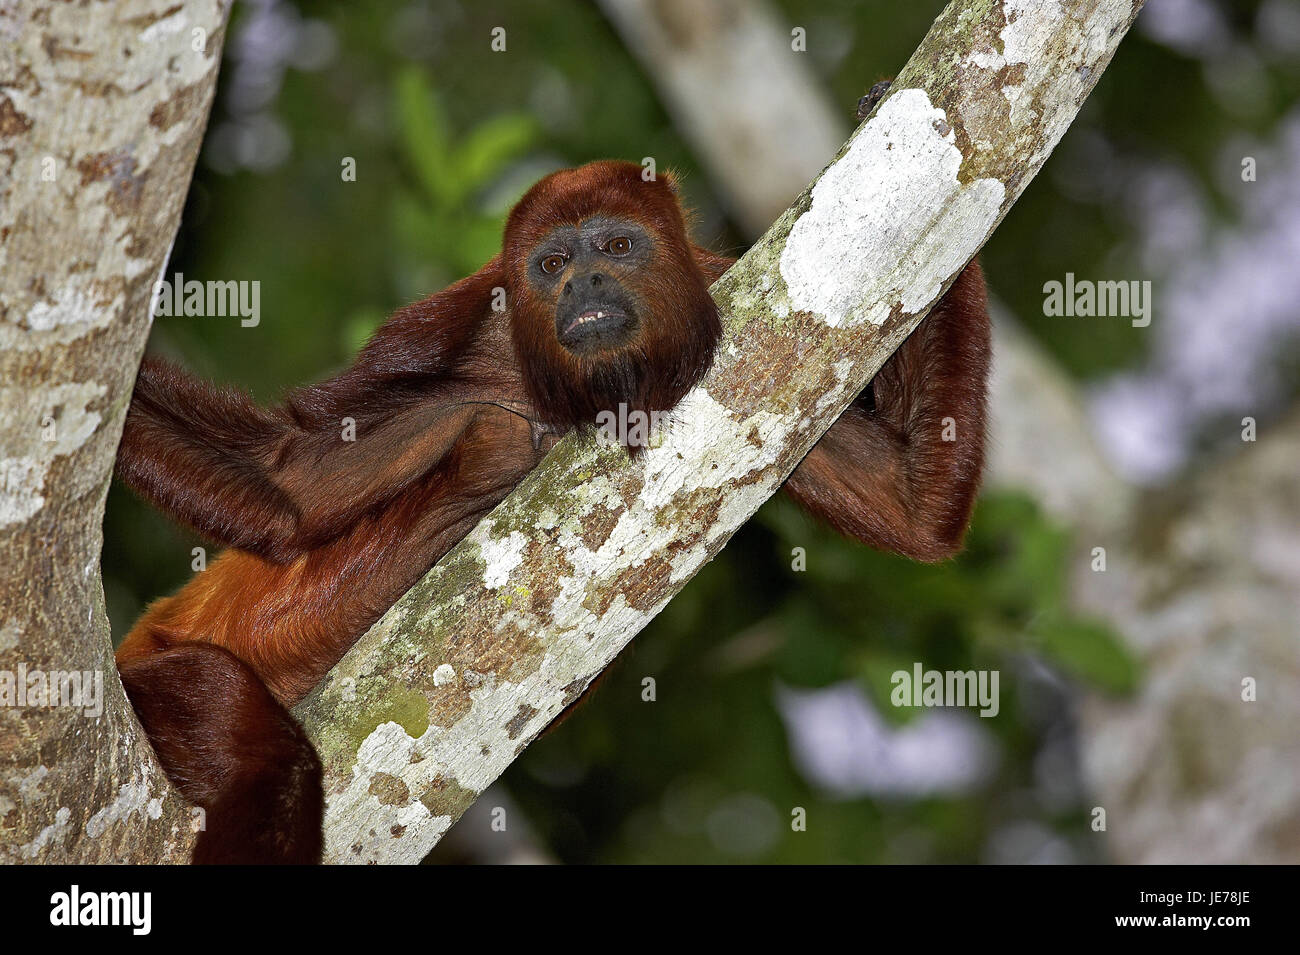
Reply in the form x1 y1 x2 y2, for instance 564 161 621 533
557 303 633 349
564 307 624 335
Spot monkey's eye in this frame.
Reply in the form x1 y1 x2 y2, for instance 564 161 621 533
540 253 567 275
604 236 633 256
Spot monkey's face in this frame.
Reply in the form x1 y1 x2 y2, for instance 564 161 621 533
527 216 651 355
503 161 721 439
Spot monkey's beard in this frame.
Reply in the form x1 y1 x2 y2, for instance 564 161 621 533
515 301 720 454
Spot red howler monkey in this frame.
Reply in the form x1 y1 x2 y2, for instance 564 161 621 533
115 151 990 863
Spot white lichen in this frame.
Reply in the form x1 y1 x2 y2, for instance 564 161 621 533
85 779 153 839
780 89 1004 327
21 806 72 859
478 531 527 589
0 382 105 527
138 9 189 44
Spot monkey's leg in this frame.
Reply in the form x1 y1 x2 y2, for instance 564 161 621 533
118 643 324 864
781 261 991 562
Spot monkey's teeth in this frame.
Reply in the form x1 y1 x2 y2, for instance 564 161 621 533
567 308 620 335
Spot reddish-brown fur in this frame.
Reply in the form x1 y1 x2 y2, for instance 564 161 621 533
117 644 323 864
114 160 990 863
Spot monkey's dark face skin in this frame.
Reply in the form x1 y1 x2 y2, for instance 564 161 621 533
527 216 653 354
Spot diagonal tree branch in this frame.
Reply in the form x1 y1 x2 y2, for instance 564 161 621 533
296 0 1147 864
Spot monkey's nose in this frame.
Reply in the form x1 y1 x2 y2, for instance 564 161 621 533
589 273 605 288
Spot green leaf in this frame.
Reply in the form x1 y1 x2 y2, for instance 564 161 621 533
455 114 538 190
1029 614 1141 694
394 67 454 207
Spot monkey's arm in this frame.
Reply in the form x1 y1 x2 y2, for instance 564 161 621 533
116 357 482 563
782 261 991 562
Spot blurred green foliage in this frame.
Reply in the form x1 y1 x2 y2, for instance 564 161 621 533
102 0 1293 863
391 67 536 273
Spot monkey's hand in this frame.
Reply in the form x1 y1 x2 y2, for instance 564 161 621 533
856 79 892 123
529 419 561 452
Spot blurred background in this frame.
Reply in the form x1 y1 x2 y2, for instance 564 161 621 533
103 0 1300 863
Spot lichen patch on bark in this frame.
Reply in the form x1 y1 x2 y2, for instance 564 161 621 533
780 89 1003 328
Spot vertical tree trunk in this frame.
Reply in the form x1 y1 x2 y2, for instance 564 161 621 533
0 0 229 864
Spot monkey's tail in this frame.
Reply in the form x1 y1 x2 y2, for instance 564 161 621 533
117 642 324 865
